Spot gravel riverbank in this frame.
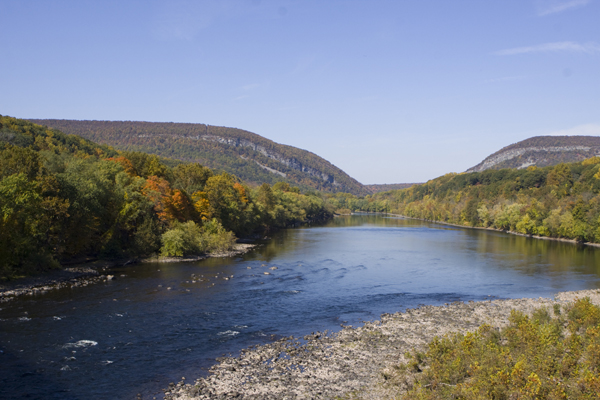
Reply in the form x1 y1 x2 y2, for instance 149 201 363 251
165 289 600 400
0 244 256 303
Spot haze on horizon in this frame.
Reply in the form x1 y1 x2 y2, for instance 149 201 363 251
1 0 599 184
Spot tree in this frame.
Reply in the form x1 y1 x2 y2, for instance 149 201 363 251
0 174 58 276
204 173 248 233
172 163 213 194
142 176 197 225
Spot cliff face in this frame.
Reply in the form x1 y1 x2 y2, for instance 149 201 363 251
28 119 367 195
199 135 339 185
467 136 600 172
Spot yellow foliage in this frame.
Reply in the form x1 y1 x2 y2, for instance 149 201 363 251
399 299 600 399
192 191 211 221
582 156 600 166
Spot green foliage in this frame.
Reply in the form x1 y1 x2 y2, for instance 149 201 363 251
202 218 236 254
0 144 45 180
28 119 367 195
172 163 213 193
160 221 204 257
0 173 57 277
341 158 600 244
120 151 172 179
203 173 247 233
160 219 236 256
0 115 333 278
364 183 420 193
400 298 600 399
1 115 116 158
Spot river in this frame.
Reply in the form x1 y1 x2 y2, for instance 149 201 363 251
1 214 600 399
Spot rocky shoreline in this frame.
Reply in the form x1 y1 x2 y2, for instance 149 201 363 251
0 243 256 303
165 289 600 400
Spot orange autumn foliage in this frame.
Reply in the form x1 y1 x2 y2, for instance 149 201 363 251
142 176 197 224
107 156 137 176
233 182 248 204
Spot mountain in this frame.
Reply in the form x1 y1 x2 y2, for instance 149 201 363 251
28 119 368 195
360 154 600 248
364 183 421 194
1 114 333 278
467 135 600 173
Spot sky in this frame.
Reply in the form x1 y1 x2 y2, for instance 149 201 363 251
1 0 599 184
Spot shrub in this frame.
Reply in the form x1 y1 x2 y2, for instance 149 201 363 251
202 218 236 254
160 221 204 256
399 298 600 399
159 219 235 256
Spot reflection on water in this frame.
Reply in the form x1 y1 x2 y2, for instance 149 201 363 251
1 214 599 399
471 229 600 276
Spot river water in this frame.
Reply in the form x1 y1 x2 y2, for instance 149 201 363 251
2 214 600 399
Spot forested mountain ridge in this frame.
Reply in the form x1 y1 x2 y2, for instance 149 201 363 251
0 115 332 279
467 136 600 172
348 157 600 244
28 119 368 195
364 183 421 193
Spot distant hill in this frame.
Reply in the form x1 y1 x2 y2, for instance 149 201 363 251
29 119 368 195
364 183 421 194
467 136 600 172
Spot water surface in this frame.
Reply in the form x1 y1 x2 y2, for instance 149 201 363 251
2 215 599 399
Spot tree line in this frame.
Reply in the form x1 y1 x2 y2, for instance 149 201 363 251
28 119 367 195
0 116 332 279
326 158 600 244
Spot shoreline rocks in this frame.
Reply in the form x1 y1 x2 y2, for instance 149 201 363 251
0 244 257 303
140 244 256 263
0 265 113 303
165 289 600 400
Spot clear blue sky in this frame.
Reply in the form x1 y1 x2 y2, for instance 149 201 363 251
1 0 599 184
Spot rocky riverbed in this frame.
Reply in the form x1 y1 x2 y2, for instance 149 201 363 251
165 289 600 400
0 244 256 303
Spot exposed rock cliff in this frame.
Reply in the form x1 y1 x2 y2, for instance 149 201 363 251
467 136 600 172
199 134 339 185
28 119 367 194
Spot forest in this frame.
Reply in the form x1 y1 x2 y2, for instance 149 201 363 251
28 119 367 195
333 159 600 244
0 116 332 279
8 113 600 280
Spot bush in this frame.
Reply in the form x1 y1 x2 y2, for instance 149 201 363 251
202 218 236 254
160 221 204 256
160 219 235 257
399 298 600 399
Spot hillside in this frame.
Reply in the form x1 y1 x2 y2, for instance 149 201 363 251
28 119 367 195
364 183 421 194
352 155 600 244
0 115 332 278
467 135 600 172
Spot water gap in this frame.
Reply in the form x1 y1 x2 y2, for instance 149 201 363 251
1 214 599 399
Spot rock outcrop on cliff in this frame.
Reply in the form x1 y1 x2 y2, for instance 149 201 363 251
28 119 368 195
467 135 600 172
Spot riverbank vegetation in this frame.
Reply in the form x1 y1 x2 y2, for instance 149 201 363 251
326 158 600 244
397 297 600 399
0 116 332 279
